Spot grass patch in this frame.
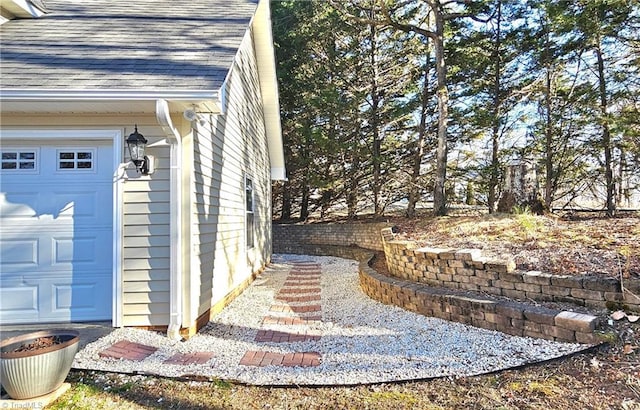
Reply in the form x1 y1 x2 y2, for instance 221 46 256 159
48 383 143 410
365 390 419 408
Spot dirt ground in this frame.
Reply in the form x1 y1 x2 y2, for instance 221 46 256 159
48 212 640 409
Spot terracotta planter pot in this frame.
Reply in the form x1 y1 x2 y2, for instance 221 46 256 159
0 329 79 399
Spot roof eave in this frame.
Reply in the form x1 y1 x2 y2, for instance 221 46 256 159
251 0 286 181
0 89 223 114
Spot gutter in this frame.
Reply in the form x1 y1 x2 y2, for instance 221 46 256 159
155 99 183 341
0 89 220 101
0 89 224 115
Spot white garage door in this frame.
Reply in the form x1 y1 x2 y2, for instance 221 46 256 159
1 140 113 324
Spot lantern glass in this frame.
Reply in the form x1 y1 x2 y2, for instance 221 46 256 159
128 140 145 162
126 126 147 164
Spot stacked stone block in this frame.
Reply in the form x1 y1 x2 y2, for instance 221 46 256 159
273 223 392 253
270 224 629 343
358 259 600 344
380 228 639 313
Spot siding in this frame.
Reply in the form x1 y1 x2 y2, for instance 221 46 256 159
121 126 171 327
190 25 272 323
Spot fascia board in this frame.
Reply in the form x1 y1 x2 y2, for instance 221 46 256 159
251 0 286 181
0 89 221 102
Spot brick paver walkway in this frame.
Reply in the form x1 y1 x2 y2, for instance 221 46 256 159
242 261 324 368
262 315 322 325
278 287 321 294
275 294 321 303
239 351 321 367
283 280 320 287
97 261 324 368
98 341 158 361
98 341 216 365
255 329 321 343
164 352 215 365
269 304 322 314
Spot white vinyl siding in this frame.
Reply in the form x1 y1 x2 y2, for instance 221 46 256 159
189 27 272 322
121 126 171 327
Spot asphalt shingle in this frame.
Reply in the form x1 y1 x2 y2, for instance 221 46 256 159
0 0 259 90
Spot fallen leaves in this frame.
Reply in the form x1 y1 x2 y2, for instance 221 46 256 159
612 310 640 323
612 311 627 321
394 213 640 279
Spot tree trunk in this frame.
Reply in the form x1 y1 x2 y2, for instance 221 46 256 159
406 57 431 218
489 131 500 213
618 145 627 208
299 175 310 220
488 1 502 214
497 162 544 214
544 67 554 209
430 0 449 216
347 155 360 219
595 42 615 217
280 180 291 221
541 17 555 210
369 17 383 217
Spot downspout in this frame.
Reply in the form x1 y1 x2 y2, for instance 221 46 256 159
156 99 183 340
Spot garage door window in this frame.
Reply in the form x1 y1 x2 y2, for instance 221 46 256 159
57 150 95 171
1 150 38 172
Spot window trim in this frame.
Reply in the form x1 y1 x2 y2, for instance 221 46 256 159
245 174 255 249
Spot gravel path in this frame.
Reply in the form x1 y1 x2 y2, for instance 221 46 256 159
73 255 588 385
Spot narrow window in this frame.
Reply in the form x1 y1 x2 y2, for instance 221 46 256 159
245 176 255 249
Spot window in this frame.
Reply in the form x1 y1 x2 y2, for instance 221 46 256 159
245 176 255 249
1 150 38 172
57 150 95 171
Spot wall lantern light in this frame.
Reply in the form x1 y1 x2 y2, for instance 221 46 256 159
126 125 149 174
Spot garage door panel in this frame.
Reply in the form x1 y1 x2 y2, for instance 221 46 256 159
0 284 38 312
0 238 39 266
1 231 111 274
53 188 112 219
26 275 112 322
53 192 97 219
0 271 112 324
0 139 114 324
52 233 110 266
1 187 110 226
50 276 111 319
0 192 39 218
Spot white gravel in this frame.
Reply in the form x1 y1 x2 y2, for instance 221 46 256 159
73 254 588 385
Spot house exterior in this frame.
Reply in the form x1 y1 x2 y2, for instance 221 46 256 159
0 0 285 339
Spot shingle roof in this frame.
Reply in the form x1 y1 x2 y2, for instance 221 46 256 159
0 0 259 91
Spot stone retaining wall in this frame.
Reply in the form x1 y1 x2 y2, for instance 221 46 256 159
270 237 602 343
381 228 640 313
273 222 392 253
358 257 600 344
275 243 375 262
